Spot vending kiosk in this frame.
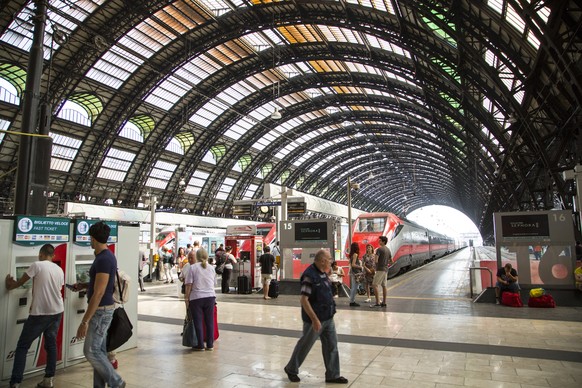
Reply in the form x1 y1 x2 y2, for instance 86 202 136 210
225 225 263 289
1 216 70 382
64 219 118 365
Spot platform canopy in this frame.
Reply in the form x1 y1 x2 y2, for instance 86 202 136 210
0 1 580 241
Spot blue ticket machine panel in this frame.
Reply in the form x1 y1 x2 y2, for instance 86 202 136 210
2 216 69 381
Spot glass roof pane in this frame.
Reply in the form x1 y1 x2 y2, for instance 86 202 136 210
1 0 102 57
49 132 82 172
145 75 190 110
216 177 236 200
191 99 229 127
0 118 9 144
505 4 526 34
86 46 142 88
243 184 258 200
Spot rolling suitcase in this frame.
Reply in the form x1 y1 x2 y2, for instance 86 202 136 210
268 279 279 298
237 275 251 294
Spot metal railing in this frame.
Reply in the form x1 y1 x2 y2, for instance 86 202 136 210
469 267 493 298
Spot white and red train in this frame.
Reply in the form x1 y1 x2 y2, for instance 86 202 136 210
348 212 457 278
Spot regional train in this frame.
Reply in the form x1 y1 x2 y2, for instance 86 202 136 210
348 212 457 278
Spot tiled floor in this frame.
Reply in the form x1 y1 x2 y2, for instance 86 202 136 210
8 248 582 387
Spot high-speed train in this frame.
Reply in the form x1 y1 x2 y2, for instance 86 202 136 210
348 212 456 278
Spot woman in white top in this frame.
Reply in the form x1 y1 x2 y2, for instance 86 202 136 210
184 248 216 351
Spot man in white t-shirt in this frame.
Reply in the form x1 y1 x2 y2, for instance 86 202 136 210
5 244 64 388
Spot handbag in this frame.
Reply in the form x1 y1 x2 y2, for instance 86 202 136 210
182 310 198 347
106 271 134 352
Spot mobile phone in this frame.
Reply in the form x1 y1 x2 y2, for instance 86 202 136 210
65 283 76 291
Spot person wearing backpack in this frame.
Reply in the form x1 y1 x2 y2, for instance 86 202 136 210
220 246 236 294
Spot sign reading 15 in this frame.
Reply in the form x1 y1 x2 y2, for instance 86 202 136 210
283 222 293 230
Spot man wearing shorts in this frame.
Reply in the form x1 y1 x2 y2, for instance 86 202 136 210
371 236 392 308
259 246 276 300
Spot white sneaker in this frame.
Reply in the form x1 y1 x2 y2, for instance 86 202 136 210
37 377 54 388
333 295 338 299
364 298 371 303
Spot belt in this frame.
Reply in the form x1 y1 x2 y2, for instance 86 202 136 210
96 304 115 311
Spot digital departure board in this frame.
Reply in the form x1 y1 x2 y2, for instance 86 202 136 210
294 222 327 242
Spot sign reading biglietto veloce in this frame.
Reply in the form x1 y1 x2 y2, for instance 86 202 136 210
13 216 70 246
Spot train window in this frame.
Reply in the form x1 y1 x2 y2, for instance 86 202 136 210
355 217 386 233
393 224 404 238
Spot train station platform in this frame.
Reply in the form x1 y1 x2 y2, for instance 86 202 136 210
8 247 582 387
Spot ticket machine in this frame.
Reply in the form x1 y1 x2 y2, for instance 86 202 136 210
64 219 118 365
0 216 70 382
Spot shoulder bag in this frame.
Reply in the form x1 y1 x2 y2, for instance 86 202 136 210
106 271 134 352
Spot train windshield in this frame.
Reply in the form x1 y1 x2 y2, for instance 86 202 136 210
256 227 272 237
354 217 386 233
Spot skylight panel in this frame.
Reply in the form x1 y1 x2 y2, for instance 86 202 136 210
218 80 255 106
293 154 309 167
1 0 100 55
276 144 295 160
191 99 230 128
251 129 278 150
242 32 272 51
224 116 254 141
243 184 258 200
526 30 541 50
202 150 216 165
49 132 82 172
344 0 393 14
216 177 237 200
198 0 233 17
145 75 190 110
121 21 168 57
0 118 9 144
487 0 503 15
146 160 177 189
86 47 143 88
118 121 144 142
318 25 361 44
186 170 210 196
97 147 135 182
505 4 526 34
187 54 222 78
165 138 184 155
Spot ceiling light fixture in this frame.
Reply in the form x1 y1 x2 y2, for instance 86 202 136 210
271 107 282 120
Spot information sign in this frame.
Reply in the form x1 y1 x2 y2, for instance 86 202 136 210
13 216 70 246
74 219 118 246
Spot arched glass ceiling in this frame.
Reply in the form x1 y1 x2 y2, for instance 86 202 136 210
0 0 576 243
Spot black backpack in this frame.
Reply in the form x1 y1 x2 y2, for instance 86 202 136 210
215 253 227 274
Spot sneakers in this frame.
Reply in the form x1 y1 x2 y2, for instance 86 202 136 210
381 303 387 307
325 376 348 384
349 302 360 307
333 295 338 299
364 298 371 303
370 303 382 308
205 347 214 351
192 347 205 351
37 377 54 388
284 367 301 382
496 299 500 305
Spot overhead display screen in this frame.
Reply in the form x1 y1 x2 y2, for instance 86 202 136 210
295 222 328 242
501 214 550 239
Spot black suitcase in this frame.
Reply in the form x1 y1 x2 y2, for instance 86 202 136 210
268 279 279 298
237 276 251 294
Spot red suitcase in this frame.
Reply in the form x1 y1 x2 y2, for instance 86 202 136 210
528 294 556 308
202 305 219 340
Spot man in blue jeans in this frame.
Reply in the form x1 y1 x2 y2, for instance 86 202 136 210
5 244 64 388
284 249 348 384
73 222 125 388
